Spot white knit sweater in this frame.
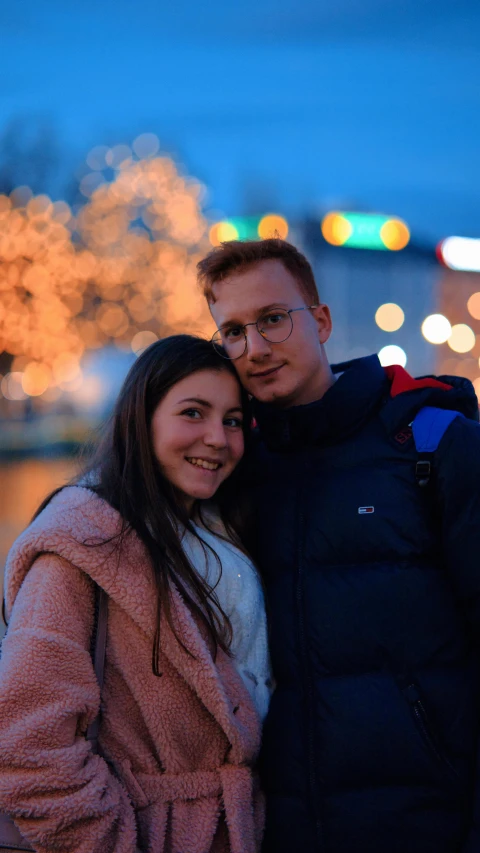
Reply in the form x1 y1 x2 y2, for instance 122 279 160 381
182 519 273 721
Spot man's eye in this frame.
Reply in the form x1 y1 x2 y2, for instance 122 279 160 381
224 326 243 340
262 312 284 326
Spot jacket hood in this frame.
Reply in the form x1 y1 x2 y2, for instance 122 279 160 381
381 363 479 434
253 355 479 451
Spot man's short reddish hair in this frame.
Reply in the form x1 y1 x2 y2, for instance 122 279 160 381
197 238 320 305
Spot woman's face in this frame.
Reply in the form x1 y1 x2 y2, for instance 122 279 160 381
151 368 245 511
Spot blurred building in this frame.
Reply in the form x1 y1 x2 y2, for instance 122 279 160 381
300 217 439 376
433 267 480 394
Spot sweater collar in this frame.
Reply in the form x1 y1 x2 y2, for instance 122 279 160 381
253 355 388 450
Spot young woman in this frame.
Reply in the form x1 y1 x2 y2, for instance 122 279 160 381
0 335 272 853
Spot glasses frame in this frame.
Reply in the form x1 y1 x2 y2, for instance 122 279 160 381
211 304 319 360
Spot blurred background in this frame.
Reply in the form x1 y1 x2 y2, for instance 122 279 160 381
1 0 479 624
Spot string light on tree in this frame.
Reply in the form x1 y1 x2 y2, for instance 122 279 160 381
0 135 213 401
131 330 159 355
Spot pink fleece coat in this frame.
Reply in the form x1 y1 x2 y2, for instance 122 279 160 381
0 487 264 853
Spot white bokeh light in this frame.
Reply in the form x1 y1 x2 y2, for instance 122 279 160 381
378 345 407 368
421 314 452 345
440 237 480 272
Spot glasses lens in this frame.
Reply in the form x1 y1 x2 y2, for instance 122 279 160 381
258 309 293 343
211 329 245 360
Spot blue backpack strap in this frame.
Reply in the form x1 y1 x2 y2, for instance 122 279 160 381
412 407 463 453
412 406 464 486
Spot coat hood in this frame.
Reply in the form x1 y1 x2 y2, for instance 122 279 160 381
253 355 479 451
4 486 154 631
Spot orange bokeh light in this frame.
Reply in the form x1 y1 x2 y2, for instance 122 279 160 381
467 292 480 321
380 219 410 251
258 214 289 240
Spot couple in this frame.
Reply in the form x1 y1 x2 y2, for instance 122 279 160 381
1 238 480 853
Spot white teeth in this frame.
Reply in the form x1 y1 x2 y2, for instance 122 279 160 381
187 457 220 471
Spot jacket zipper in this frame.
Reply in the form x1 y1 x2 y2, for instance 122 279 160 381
296 495 323 850
403 683 459 782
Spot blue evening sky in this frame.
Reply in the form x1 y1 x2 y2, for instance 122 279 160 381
0 0 478 243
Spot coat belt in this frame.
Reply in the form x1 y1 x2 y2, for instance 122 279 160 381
135 765 256 853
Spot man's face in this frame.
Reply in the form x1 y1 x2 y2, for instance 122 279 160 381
209 260 333 407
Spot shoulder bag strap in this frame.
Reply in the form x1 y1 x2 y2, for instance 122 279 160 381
86 584 108 753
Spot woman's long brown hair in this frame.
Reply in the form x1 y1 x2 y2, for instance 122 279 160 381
33 335 254 675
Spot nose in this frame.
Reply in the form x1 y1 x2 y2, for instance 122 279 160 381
244 325 272 361
203 418 228 450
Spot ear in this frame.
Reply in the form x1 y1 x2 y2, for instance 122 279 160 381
311 303 332 344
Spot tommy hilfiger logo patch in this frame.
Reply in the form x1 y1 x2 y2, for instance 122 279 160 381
358 506 375 514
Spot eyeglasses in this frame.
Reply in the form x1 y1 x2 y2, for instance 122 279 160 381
211 305 318 360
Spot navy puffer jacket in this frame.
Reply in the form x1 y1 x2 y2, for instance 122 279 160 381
252 355 480 853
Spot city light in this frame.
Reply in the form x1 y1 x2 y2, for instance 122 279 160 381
447 323 476 353
380 219 411 251
467 292 480 320
209 221 239 245
421 314 452 345
321 212 410 251
257 214 289 240
321 212 352 246
209 214 289 246
438 237 480 272
378 345 407 367
375 303 405 332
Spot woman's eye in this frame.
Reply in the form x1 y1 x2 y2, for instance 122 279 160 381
224 417 243 428
181 408 201 418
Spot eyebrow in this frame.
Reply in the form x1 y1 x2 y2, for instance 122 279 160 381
220 303 290 328
178 397 243 414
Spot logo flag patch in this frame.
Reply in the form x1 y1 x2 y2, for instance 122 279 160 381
358 506 375 514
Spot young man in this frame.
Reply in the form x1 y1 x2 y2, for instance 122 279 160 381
197 239 480 853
